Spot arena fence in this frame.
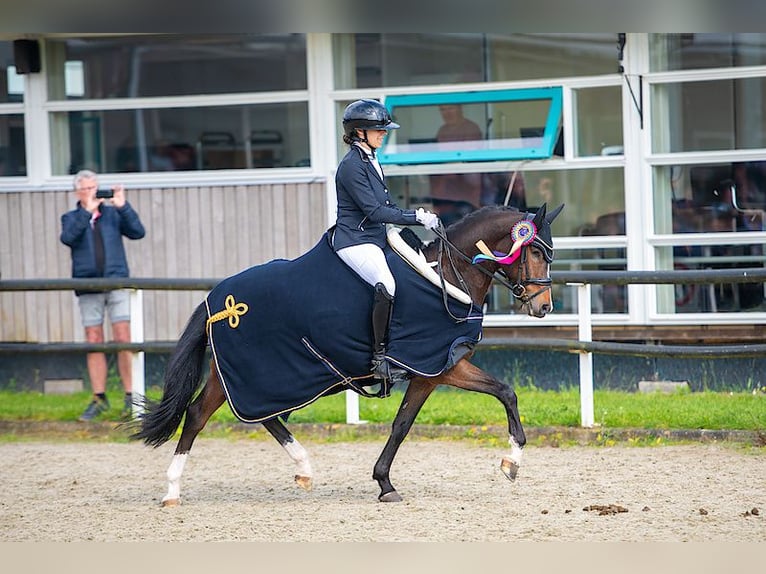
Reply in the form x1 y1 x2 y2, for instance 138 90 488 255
2 267 766 426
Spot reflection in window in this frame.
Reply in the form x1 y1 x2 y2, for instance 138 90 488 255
520 169 625 239
655 163 766 313
656 244 766 313
1 41 23 103
550 248 628 315
650 33 766 71
386 167 624 239
651 78 766 153
574 86 623 157
334 34 617 89
655 163 766 235
50 103 309 175
0 115 26 176
46 35 307 99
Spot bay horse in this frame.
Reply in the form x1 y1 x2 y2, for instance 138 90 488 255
132 203 563 504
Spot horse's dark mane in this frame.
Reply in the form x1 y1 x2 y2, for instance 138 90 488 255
444 205 524 243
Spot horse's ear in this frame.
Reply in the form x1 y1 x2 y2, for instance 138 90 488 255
546 203 565 224
531 203 547 228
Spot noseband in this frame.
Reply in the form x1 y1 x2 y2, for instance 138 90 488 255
499 243 552 305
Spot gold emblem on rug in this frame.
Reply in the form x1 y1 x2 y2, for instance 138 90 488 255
207 294 249 331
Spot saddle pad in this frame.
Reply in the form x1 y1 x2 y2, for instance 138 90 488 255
206 232 483 423
386 226 472 305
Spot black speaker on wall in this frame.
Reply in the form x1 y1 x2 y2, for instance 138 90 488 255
13 39 41 74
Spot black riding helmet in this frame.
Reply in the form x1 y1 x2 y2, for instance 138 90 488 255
342 99 400 140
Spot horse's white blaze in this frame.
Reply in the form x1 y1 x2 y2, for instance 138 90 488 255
284 438 313 478
508 436 524 466
162 453 187 503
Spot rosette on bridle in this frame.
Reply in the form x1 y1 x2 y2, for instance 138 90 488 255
471 219 538 266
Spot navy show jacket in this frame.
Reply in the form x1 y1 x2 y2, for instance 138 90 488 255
333 145 418 251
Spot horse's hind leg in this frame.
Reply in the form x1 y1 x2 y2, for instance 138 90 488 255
161 368 225 507
262 417 313 491
373 378 438 502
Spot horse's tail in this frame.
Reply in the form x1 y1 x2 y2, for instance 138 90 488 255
132 302 209 447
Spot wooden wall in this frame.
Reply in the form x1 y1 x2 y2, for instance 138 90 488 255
0 182 328 343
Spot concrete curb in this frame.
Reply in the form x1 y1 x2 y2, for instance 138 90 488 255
0 420 763 446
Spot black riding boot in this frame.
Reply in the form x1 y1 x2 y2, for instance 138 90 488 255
371 283 410 388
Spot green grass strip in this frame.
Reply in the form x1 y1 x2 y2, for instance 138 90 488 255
0 387 763 431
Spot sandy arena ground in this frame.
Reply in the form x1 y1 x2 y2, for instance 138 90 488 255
0 437 763 542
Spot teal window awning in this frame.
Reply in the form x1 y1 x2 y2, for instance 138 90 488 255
378 88 563 165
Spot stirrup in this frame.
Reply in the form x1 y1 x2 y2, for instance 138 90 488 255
372 358 410 386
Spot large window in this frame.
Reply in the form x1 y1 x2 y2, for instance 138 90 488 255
0 41 26 176
386 169 624 237
648 36 766 315
651 78 766 153
334 34 618 89
650 34 766 71
45 35 309 175
387 167 626 315
653 162 766 314
50 103 309 174
0 114 25 176
574 86 623 157
46 35 307 98
332 33 626 318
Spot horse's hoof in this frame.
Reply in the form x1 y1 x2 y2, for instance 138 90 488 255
379 491 403 503
161 498 180 507
500 457 519 481
294 475 313 491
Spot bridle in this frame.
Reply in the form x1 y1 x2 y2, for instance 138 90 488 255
430 220 552 320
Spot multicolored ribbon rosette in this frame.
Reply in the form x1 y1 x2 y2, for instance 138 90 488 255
471 220 538 266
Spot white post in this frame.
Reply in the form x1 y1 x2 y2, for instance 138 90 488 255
345 389 361 424
576 283 595 427
129 289 145 416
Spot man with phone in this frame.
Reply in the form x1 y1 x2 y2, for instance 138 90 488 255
60 170 146 421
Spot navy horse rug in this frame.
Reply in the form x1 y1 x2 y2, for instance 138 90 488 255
205 229 484 422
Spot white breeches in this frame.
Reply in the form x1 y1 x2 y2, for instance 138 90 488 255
337 243 396 296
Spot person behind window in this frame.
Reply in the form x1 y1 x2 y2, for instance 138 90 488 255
333 99 440 387
429 104 483 226
60 170 146 421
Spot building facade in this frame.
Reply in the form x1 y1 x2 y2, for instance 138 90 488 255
1 34 765 387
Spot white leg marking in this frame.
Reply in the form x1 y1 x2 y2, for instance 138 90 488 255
508 436 524 466
162 453 187 505
284 438 313 479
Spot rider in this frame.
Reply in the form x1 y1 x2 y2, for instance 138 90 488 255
333 99 441 386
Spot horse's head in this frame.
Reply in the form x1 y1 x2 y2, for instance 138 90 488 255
434 203 564 318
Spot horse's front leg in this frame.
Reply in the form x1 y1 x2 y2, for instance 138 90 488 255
440 360 526 481
162 369 225 507
373 377 438 502
262 417 313 491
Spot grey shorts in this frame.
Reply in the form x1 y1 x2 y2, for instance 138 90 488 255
78 289 131 327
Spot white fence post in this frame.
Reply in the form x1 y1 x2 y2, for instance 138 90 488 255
345 389 362 424
129 289 145 417
576 283 595 427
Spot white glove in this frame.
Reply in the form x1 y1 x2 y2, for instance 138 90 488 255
415 208 440 230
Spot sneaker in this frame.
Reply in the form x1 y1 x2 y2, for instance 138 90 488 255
121 395 134 419
78 397 110 422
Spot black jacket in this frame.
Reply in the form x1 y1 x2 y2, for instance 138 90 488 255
333 145 417 250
